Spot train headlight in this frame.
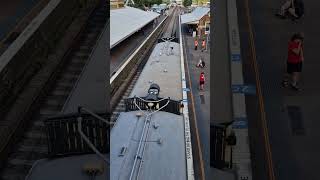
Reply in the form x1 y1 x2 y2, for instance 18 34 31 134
148 102 154 107
145 83 161 101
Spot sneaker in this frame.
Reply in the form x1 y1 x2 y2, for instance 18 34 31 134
290 83 302 91
282 80 289 87
275 13 286 19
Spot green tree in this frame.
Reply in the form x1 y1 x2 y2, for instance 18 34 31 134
129 0 164 9
183 0 192 7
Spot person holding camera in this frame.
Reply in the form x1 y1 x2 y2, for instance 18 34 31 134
283 33 304 91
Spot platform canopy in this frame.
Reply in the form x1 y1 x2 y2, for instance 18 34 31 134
110 6 160 49
181 7 210 25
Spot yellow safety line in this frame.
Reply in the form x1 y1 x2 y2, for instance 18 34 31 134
183 33 206 180
244 0 276 179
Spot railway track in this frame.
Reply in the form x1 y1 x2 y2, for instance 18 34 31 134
111 7 180 125
0 4 107 180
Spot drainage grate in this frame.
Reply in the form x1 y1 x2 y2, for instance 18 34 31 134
200 94 205 104
287 106 305 135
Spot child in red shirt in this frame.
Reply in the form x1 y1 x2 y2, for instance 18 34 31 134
199 72 205 90
283 33 304 90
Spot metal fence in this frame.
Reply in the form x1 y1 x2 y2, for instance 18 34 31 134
44 112 109 157
210 124 227 169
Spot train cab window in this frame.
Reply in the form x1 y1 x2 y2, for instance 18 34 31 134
149 88 159 95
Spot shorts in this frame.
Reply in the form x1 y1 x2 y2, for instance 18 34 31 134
287 62 302 74
200 81 204 85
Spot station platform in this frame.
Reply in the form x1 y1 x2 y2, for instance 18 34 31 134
62 23 108 114
182 7 234 177
110 6 166 75
236 0 320 179
110 14 165 75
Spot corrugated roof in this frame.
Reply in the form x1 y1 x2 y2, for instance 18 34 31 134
181 7 210 24
110 6 160 49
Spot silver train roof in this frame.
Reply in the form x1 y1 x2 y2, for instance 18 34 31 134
111 111 186 180
25 154 108 180
129 41 182 100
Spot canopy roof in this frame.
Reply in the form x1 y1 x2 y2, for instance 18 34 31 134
110 6 160 49
181 7 210 24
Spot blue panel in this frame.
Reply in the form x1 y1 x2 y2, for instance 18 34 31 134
232 117 248 129
232 84 256 95
183 88 190 92
231 54 241 62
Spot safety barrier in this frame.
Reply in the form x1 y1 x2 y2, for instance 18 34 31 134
210 124 227 169
44 112 109 157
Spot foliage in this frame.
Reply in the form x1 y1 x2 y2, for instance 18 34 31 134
183 0 192 7
130 0 163 8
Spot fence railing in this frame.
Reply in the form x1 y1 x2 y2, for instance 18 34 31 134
44 112 109 157
210 124 227 169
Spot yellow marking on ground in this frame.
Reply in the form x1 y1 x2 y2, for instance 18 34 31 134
183 34 205 180
244 0 276 179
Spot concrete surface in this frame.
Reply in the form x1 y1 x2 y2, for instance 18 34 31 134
211 0 236 179
237 0 320 179
212 0 233 125
63 24 108 113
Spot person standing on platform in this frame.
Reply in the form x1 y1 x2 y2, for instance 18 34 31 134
199 72 205 90
201 39 206 52
194 39 198 50
284 33 304 91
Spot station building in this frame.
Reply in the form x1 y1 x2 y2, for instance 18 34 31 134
181 6 210 38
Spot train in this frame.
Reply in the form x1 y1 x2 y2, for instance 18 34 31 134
110 39 191 180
